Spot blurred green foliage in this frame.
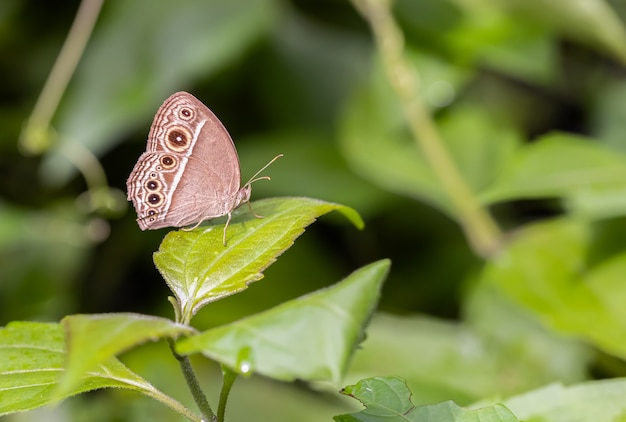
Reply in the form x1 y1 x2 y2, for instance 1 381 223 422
4 0 626 420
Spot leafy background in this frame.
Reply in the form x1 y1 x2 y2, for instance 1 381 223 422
3 0 626 421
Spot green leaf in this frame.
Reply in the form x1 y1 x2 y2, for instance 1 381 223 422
438 106 521 196
501 380 626 421
479 131 626 218
176 260 390 385
591 80 626 155
491 0 626 63
480 217 626 359
481 218 592 328
153 197 363 323
462 15 557 85
397 0 558 84
347 310 589 406
339 377 415 418
464 283 590 390
57 313 194 397
480 132 626 205
0 321 195 420
565 185 626 220
335 376 518 422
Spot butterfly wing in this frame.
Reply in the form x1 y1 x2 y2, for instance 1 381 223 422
126 91 242 229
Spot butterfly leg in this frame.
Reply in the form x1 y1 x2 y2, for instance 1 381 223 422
246 202 264 219
222 212 233 246
182 219 204 231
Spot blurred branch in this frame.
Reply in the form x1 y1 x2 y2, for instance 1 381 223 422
20 0 104 155
350 0 502 258
18 0 124 217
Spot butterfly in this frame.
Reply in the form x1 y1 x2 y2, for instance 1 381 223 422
126 91 281 245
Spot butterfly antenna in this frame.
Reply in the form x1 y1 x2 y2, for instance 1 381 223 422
244 154 283 187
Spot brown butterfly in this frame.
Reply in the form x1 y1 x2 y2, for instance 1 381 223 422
126 91 281 245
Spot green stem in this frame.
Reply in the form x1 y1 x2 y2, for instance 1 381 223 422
18 0 119 215
20 0 104 155
168 338 216 422
350 0 503 258
217 365 238 422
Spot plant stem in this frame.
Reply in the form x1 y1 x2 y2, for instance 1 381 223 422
217 365 238 422
20 0 104 155
350 0 503 258
18 0 120 215
168 338 216 422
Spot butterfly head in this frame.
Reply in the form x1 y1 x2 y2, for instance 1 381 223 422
236 184 252 207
